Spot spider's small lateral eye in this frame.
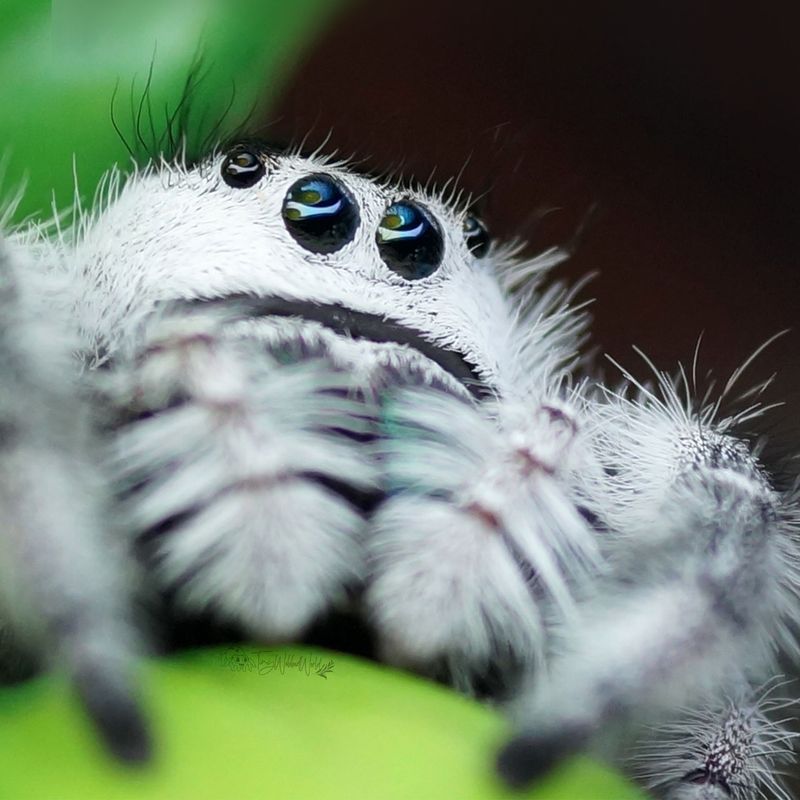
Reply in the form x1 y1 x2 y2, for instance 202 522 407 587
376 200 444 280
221 148 266 188
282 174 359 255
463 214 490 258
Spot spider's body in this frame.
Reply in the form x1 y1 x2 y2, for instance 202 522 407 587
1 142 798 798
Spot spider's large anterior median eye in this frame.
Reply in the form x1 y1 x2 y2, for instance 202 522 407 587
221 148 266 188
376 200 444 280
282 174 359 254
463 214 490 258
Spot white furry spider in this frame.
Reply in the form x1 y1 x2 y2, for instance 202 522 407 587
1 137 798 800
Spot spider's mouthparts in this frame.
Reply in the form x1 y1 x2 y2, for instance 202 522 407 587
172 294 490 401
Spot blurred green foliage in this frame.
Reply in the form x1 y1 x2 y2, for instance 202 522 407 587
0 0 346 222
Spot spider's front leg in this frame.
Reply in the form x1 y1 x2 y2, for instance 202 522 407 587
365 385 600 693
0 239 149 762
107 306 378 644
497 373 800 791
633 679 798 800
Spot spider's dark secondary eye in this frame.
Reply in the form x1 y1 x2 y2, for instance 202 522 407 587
376 201 444 280
221 149 266 188
281 174 359 254
464 214 490 258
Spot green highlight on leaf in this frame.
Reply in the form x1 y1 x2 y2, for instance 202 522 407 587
0 645 646 800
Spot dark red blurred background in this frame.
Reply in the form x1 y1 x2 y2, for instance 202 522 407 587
270 0 800 453
268 4 800 786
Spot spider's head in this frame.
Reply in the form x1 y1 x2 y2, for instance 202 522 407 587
75 142 565 399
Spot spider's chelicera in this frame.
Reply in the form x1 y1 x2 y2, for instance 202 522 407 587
0 138 798 800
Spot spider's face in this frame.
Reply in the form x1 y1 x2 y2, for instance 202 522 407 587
75 144 520 398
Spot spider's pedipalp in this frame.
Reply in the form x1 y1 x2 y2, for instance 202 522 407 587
109 305 378 642
366 386 600 690
0 238 149 762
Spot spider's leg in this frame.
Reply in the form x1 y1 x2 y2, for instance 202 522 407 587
0 241 149 762
631 679 797 800
365 386 600 691
109 307 377 642
497 376 800 787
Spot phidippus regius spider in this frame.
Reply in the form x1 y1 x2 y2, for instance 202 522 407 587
0 136 798 800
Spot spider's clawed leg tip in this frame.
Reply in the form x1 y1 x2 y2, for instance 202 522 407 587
74 672 154 765
496 732 561 790
104 710 152 765
496 728 583 790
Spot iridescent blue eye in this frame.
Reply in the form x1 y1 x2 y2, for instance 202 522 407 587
464 214 490 258
376 200 444 280
282 174 359 254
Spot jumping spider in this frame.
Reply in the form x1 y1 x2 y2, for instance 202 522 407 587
0 138 797 799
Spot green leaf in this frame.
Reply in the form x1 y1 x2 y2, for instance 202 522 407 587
0 0 348 222
0 645 646 799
